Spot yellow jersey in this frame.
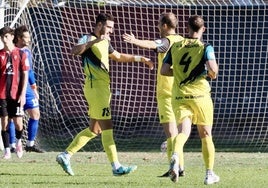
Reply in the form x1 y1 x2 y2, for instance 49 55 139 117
80 33 114 86
166 38 211 96
156 34 184 97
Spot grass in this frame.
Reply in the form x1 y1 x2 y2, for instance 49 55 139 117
0 151 267 188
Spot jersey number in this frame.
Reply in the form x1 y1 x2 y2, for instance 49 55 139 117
179 52 191 73
32 98 39 107
16 106 24 116
102 107 110 117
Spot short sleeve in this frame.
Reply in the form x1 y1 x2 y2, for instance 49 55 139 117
204 45 216 61
78 35 90 45
155 38 170 53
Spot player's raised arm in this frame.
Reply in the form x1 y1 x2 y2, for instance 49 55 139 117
122 32 157 49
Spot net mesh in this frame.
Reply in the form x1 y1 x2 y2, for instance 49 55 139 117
1 0 268 152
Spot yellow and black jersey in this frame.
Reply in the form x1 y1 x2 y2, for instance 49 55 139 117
164 38 215 96
79 33 114 86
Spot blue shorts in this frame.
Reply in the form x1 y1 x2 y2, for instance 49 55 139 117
24 90 39 111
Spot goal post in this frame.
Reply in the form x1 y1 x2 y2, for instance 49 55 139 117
9 0 31 28
2 0 268 152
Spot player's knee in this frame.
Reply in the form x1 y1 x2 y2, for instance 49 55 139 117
28 109 40 119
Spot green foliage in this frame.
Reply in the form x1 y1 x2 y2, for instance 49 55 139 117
0 152 267 187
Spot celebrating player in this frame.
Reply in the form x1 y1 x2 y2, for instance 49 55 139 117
123 12 185 177
56 13 153 176
161 15 220 184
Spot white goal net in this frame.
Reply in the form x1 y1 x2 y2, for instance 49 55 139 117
1 0 268 152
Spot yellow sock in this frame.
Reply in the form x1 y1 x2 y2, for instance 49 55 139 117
102 129 118 163
173 133 187 170
66 128 97 155
166 136 175 161
201 136 215 170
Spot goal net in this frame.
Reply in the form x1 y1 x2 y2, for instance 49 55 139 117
1 0 268 152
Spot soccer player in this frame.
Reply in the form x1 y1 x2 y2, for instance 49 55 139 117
161 15 220 184
8 25 44 153
122 12 185 177
0 26 29 159
56 13 153 176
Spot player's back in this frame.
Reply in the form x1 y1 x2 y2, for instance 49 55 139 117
171 38 210 96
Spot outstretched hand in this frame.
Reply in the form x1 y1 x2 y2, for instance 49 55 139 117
122 33 153 69
122 32 136 44
141 57 154 70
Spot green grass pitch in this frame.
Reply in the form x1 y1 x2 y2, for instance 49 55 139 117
0 152 267 187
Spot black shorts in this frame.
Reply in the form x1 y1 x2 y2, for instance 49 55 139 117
0 99 24 118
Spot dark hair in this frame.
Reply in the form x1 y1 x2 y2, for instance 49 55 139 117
96 13 114 25
0 26 14 37
13 25 29 44
160 12 178 29
188 15 204 32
